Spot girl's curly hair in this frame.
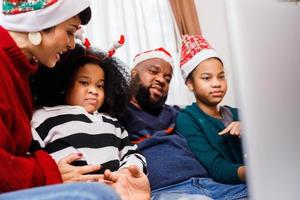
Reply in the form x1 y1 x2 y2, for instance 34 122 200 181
31 44 130 119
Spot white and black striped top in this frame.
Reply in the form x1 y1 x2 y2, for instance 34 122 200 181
31 105 147 174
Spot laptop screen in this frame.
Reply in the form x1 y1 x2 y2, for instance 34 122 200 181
225 1 300 199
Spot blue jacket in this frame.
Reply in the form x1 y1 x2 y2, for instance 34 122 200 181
120 103 208 190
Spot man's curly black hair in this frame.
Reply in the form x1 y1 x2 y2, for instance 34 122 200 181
30 44 130 119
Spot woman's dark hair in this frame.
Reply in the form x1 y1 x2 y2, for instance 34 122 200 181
30 44 130 119
42 7 91 33
79 7 92 25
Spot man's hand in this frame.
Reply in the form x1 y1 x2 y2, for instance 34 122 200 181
218 122 241 137
102 165 150 200
57 153 103 183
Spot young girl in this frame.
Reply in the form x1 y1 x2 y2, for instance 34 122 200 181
30 44 147 179
176 35 247 186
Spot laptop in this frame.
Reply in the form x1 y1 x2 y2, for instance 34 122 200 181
224 1 300 199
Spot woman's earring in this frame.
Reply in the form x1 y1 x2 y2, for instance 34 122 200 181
28 32 42 45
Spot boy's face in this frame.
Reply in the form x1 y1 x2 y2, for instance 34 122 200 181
65 63 105 114
187 58 227 107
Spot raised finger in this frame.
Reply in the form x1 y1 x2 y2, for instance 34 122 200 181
218 126 231 135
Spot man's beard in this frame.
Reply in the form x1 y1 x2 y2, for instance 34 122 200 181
131 75 167 116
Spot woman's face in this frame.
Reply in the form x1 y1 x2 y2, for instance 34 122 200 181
33 16 81 68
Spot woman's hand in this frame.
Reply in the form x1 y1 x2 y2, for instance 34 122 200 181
102 165 150 200
57 153 103 183
218 122 241 137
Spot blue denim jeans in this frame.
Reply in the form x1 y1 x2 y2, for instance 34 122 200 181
0 183 121 200
151 177 248 200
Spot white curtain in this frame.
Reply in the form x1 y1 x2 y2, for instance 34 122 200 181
86 0 195 106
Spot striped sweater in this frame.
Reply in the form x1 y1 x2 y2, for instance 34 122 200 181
31 105 147 174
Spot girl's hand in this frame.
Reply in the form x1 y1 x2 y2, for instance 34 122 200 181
218 122 241 137
57 153 104 183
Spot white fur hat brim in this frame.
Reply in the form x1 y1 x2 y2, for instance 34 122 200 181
132 51 174 69
2 0 90 32
181 49 221 81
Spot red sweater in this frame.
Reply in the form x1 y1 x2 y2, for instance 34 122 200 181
0 26 62 192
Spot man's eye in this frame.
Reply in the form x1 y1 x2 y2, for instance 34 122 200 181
165 77 171 83
219 75 226 80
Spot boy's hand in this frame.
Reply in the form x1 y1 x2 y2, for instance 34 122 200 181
57 153 103 183
218 121 241 137
101 165 150 200
238 166 247 182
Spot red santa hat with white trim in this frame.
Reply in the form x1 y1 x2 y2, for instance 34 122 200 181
2 0 91 32
132 47 174 68
180 35 222 81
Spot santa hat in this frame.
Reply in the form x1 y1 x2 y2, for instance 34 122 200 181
2 0 90 32
132 47 174 68
180 35 222 80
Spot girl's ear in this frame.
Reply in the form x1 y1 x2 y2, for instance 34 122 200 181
186 79 194 91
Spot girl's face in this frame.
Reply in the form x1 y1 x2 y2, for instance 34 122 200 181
65 63 105 114
187 58 227 107
33 16 81 68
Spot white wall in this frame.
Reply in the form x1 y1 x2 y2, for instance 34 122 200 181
194 0 237 106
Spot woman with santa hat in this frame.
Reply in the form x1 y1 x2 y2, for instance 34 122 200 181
0 0 119 199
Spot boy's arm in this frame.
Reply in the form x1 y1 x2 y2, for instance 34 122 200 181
176 112 244 184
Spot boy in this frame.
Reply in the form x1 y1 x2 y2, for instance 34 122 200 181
176 35 247 185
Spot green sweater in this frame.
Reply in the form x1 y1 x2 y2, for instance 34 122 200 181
176 103 244 184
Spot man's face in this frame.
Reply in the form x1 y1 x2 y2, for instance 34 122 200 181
131 58 173 112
